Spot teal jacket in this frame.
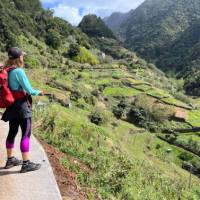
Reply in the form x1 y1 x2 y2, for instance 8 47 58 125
9 68 41 96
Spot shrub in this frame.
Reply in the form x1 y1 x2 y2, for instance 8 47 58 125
89 108 111 125
156 144 162 149
73 47 99 65
175 78 184 92
134 94 174 122
25 55 41 68
6 32 18 49
70 90 82 101
112 71 123 79
134 94 155 113
152 104 175 122
179 152 193 161
46 29 61 49
172 91 191 104
68 43 80 58
89 110 105 125
128 106 159 132
113 99 130 119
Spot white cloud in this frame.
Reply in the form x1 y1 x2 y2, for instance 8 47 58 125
63 0 145 13
52 4 82 25
40 0 145 25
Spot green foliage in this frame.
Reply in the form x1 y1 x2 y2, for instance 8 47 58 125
103 87 141 97
187 110 200 127
125 94 175 131
113 98 129 119
112 71 124 79
89 107 111 125
172 92 192 105
79 14 116 39
106 0 200 95
45 29 61 49
73 47 99 65
34 104 200 199
68 43 80 58
25 55 41 68
151 104 175 122
5 32 18 49
179 151 194 162
13 0 42 14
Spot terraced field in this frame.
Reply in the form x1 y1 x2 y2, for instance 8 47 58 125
29 63 200 190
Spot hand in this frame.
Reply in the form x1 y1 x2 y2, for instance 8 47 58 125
39 91 45 96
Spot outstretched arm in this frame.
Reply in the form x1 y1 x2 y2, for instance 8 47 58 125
15 68 41 96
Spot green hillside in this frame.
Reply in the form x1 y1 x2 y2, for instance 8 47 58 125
79 14 116 39
0 1 200 199
104 10 134 39
105 0 200 96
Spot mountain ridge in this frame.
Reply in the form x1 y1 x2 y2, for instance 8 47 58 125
104 0 200 95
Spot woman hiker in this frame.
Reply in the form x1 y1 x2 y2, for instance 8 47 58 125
1 47 44 173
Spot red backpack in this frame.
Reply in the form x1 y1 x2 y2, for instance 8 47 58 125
0 66 26 108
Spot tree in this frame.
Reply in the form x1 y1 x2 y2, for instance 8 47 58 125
79 14 116 38
68 43 80 58
46 29 61 49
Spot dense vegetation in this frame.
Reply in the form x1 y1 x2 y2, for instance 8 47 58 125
105 0 200 96
0 0 200 199
79 14 116 39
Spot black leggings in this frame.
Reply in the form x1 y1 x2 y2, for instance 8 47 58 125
6 118 32 153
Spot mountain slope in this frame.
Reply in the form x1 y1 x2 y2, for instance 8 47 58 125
0 1 200 199
107 0 200 59
79 14 116 39
105 0 200 95
104 10 134 39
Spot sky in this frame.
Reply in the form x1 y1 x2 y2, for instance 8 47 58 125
40 0 145 25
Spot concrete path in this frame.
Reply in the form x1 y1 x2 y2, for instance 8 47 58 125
0 120 62 200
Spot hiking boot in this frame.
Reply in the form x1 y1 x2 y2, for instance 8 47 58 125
4 157 23 169
20 161 41 173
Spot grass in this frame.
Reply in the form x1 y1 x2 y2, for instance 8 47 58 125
121 77 148 85
132 84 152 91
146 87 171 98
33 104 200 199
95 78 118 86
103 86 142 97
162 97 191 108
176 134 200 149
187 110 200 126
18 43 200 200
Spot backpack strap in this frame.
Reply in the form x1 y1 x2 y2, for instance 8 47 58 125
4 66 17 73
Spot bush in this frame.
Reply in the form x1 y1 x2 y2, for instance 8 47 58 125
172 91 191 104
25 55 41 68
68 43 80 58
179 151 193 161
134 94 155 113
73 47 99 65
46 29 61 49
6 32 18 49
112 71 123 79
70 90 82 101
128 106 159 132
89 108 111 125
152 104 175 122
134 94 174 122
175 78 184 92
113 99 130 119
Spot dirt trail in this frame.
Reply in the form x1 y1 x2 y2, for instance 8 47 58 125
40 140 88 200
